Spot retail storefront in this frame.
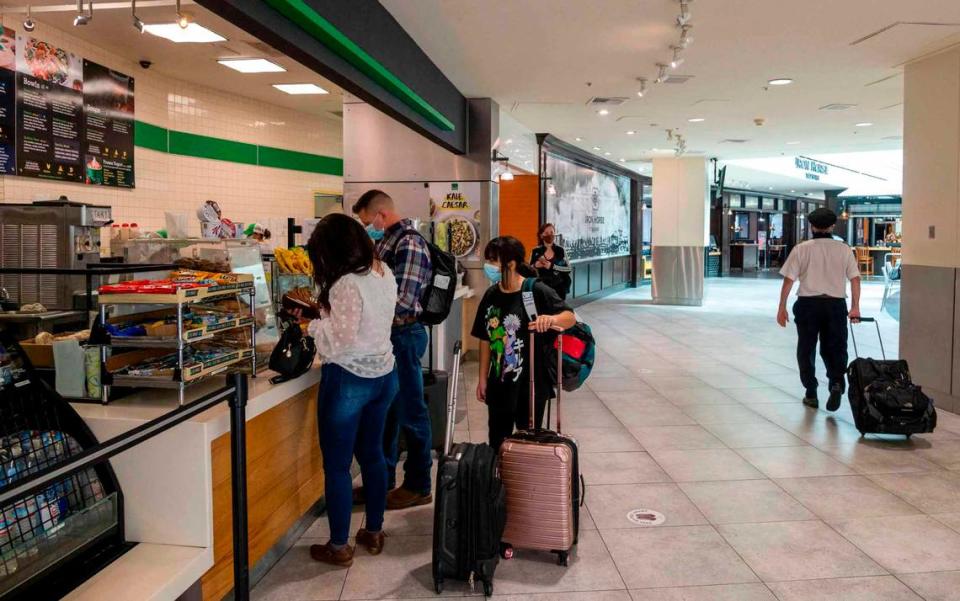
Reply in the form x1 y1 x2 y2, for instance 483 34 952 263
0 1 478 600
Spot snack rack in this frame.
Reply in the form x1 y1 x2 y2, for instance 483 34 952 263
95 275 257 405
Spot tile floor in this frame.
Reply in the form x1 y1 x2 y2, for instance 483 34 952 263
253 278 960 600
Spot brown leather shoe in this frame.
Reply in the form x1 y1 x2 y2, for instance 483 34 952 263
386 487 432 510
309 542 354 567
356 528 385 555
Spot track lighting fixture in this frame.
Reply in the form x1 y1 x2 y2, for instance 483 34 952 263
676 0 692 27
73 0 92 26
636 78 647 97
669 46 684 69
655 64 669 84
176 0 190 28
23 5 35 32
132 0 144 33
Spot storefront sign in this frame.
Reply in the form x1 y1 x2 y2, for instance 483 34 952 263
545 154 631 261
430 181 482 260
795 157 828 181
82 60 134 187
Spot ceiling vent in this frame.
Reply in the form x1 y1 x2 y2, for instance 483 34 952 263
720 139 749 144
661 74 694 84
587 96 630 108
819 103 858 111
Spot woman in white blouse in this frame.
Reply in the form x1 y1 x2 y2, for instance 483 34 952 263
302 213 398 567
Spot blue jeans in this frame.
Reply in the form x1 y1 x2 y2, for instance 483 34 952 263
383 323 432 494
318 363 397 546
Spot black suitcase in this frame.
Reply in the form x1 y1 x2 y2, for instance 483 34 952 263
422 368 449 451
432 341 506 597
847 317 936 437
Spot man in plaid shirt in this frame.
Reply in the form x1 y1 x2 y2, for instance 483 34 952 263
353 190 434 509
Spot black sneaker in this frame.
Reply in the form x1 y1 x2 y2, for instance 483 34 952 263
802 395 819 409
826 384 843 412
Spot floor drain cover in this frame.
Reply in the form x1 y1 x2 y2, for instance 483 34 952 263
626 509 665 526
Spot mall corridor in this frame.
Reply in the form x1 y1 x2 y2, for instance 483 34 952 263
251 279 960 601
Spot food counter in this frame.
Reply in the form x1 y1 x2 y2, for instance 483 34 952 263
730 243 759 271
65 367 323 601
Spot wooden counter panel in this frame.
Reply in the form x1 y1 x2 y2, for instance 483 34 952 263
201 384 324 601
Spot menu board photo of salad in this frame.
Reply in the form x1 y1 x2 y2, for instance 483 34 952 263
15 35 84 182
82 60 134 188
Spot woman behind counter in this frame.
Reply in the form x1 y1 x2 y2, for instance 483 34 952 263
302 213 399 567
530 223 571 300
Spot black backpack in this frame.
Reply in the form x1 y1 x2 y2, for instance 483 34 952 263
395 230 457 325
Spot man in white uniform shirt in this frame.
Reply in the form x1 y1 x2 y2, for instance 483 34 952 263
777 208 862 411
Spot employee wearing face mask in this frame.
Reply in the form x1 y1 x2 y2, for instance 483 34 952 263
351 190 435 511
530 223 571 300
473 236 576 449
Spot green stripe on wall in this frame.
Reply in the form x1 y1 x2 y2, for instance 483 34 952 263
263 0 455 132
134 120 168 152
132 121 343 176
259 145 343 176
169 130 258 165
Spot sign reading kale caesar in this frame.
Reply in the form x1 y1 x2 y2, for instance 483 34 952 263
15 36 84 182
82 60 134 187
544 153 631 261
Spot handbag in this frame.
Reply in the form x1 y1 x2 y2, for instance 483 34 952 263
269 317 317 384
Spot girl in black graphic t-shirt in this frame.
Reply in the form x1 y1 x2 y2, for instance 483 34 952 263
471 236 576 450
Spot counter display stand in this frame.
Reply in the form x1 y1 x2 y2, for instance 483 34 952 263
0 333 127 600
95 276 257 405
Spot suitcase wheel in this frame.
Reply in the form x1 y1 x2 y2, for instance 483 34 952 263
434 578 443 594
556 550 569 567
483 580 494 597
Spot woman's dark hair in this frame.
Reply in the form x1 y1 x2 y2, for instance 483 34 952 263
306 213 374 311
537 222 556 244
484 236 536 282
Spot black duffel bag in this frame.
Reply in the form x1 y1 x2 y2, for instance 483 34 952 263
848 318 936 437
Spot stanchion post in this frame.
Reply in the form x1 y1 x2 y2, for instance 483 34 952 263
229 372 250 601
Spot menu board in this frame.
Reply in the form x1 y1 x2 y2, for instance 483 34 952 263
544 154 631 261
15 36 84 182
0 28 17 174
429 181 482 261
82 60 134 187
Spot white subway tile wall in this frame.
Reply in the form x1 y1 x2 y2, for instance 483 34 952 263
0 19 343 240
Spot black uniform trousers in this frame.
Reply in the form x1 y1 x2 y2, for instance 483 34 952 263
793 296 849 395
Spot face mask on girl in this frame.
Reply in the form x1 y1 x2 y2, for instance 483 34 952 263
483 262 502 284
542 234 555 244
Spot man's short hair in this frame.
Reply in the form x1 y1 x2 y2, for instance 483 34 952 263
352 189 392 214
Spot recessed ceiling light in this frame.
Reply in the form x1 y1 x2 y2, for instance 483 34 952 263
604 152 611 156
218 58 285 73
143 22 226 43
505 139 513 144
597 109 610 116
575 137 583 141
592 146 601 151
688 118 705 123
790 189 796 193
626 130 636 135
768 78 793 86
619 158 626 162
272 83 329 95
768 187 774 190
786 141 800 145
855 122 873 127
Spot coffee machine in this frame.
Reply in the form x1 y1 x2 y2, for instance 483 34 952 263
0 197 113 309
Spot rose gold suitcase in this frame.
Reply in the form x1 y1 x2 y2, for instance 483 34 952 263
499 330 581 566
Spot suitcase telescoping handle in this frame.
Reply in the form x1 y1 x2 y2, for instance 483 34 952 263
527 328 564 434
443 340 463 457
849 316 885 360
